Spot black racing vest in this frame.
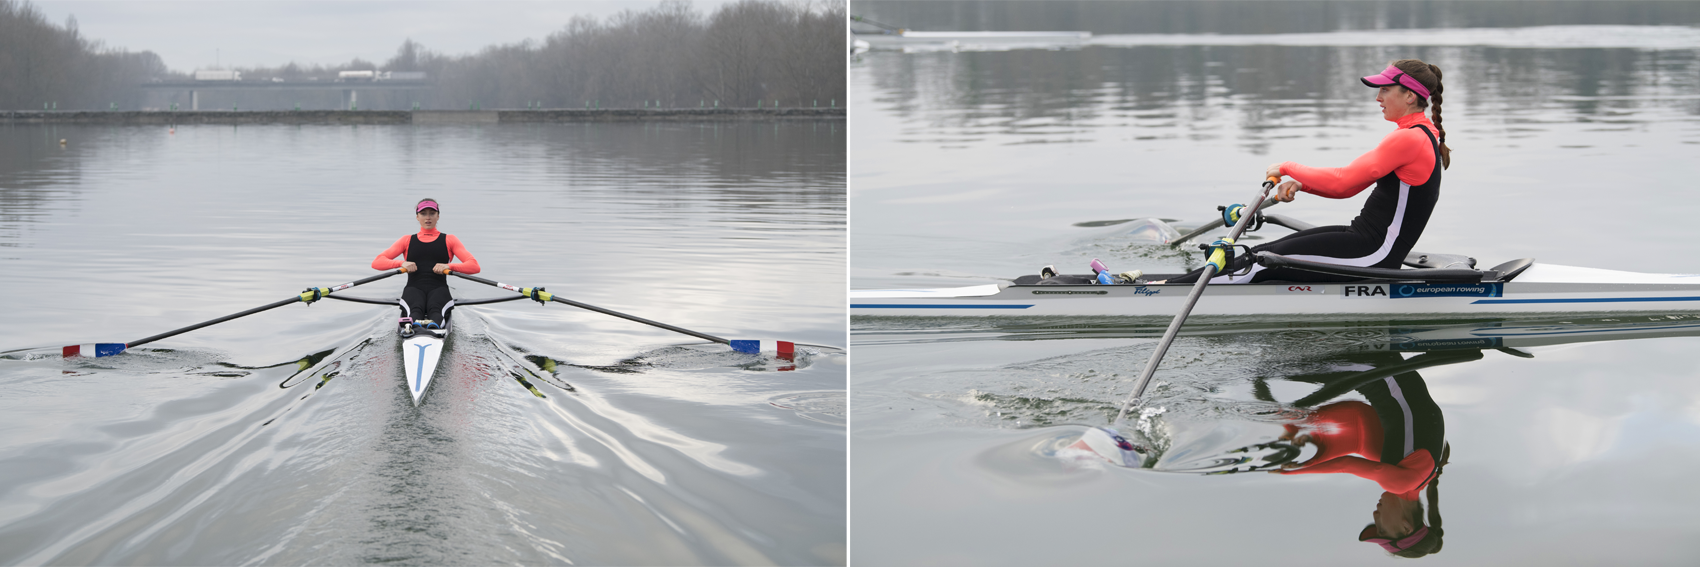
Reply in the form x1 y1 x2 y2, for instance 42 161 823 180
405 233 451 289
1347 124 1442 269
1360 373 1446 481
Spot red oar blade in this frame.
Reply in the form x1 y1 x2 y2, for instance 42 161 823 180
63 343 127 358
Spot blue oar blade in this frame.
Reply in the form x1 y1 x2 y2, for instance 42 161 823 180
63 343 127 358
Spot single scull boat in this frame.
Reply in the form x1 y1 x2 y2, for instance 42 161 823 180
853 211 1700 318
51 270 800 406
853 257 1700 317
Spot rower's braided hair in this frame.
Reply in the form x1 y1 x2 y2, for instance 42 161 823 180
1392 59 1451 170
1392 443 1449 558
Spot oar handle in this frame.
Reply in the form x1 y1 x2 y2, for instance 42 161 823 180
449 272 731 345
125 269 403 349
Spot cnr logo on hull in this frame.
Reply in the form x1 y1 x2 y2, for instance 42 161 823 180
1342 285 1388 298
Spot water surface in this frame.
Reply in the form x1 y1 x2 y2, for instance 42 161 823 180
0 120 846 564
852 1 1700 564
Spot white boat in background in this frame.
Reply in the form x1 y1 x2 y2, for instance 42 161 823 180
856 30 1093 52
852 15 1090 52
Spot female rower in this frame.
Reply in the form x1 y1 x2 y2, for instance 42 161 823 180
1169 59 1452 284
371 198 481 333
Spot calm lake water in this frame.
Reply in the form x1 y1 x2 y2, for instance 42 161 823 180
0 120 845 564
852 1 1700 564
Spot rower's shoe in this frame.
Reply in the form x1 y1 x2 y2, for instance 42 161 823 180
1040 265 1058 279
423 321 443 330
398 325 416 338
1116 270 1144 284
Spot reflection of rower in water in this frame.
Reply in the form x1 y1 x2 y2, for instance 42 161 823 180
1268 350 1456 558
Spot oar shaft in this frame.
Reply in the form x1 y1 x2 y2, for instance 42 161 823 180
126 296 299 348
1113 263 1217 423
126 269 402 349
450 272 731 345
1114 182 1277 425
1168 197 1281 247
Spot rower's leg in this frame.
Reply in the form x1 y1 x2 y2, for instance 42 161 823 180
1167 225 1370 284
1230 226 1385 283
400 287 426 323
426 287 454 325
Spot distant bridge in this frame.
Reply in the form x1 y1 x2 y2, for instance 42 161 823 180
139 81 433 111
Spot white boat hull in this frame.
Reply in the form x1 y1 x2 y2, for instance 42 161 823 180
851 263 1700 317
402 332 445 405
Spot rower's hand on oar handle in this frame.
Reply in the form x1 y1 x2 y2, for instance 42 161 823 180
1274 180 1302 202
433 264 453 275
400 261 418 273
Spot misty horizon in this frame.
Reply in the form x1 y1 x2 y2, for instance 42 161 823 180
32 0 749 72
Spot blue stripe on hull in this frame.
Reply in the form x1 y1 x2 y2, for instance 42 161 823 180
851 304 1033 309
1473 296 1700 305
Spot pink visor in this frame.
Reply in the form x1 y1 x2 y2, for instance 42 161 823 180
1361 65 1431 99
1359 524 1428 553
416 200 439 213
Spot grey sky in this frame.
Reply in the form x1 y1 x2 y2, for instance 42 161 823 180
35 1 736 71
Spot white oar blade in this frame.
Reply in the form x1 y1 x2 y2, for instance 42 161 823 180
1064 427 1146 468
63 343 126 358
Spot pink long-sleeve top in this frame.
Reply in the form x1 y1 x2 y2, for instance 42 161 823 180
1273 401 1437 501
1279 112 1439 199
371 229 482 274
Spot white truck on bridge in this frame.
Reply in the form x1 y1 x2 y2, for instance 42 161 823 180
194 70 241 81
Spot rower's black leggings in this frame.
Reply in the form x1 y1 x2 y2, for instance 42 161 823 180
401 286 454 322
1169 225 1403 284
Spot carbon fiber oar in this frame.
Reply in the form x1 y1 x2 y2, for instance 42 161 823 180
1112 179 1279 425
1168 196 1282 247
61 269 405 357
449 272 794 356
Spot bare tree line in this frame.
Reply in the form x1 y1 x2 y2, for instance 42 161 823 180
0 0 845 111
397 0 847 109
0 0 168 110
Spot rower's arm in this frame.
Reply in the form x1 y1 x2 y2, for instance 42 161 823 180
371 236 411 270
1280 128 1427 198
1273 451 1434 494
444 235 481 274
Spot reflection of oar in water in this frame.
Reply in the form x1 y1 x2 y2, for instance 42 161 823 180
449 272 797 356
60 269 405 357
1067 180 1278 466
1288 350 1482 408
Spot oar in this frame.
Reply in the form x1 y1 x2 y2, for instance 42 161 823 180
448 272 794 356
62 269 405 358
1168 196 1282 247
1111 179 1279 425
850 15 906 34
